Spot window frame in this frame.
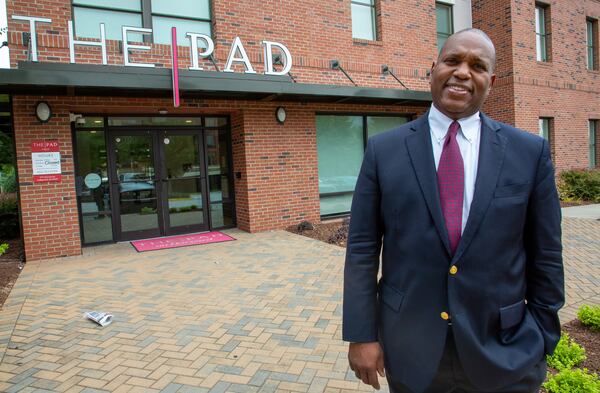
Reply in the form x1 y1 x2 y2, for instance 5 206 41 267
590 120 598 169
351 0 377 41
539 117 555 160
71 0 213 44
436 2 454 53
587 18 599 71
534 2 552 63
316 112 413 218
534 3 549 63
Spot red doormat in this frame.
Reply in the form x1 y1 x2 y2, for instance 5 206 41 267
131 231 236 252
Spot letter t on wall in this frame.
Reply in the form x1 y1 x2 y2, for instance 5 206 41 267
12 15 52 62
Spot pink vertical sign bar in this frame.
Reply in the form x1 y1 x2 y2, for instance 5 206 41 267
171 27 180 108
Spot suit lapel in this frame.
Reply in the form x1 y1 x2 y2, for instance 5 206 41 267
405 113 451 255
452 113 506 263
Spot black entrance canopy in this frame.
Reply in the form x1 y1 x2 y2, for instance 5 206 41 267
0 62 432 105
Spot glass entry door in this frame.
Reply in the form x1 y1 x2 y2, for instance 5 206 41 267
109 130 209 241
110 131 162 240
159 130 209 235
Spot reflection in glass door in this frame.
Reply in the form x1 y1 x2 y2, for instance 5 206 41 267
111 133 161 240
206 129 235 227
161 131 208 235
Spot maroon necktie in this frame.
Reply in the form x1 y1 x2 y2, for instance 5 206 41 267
437 121 464 255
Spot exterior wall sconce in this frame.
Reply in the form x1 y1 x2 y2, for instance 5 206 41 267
35 101 52 123
275 106 286 124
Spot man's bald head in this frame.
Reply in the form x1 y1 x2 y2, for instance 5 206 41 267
439 28 496 72
430 27 497 119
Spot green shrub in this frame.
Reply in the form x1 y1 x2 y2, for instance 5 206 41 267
0 165 16 193
578 305 600 332
0 243 8 256
557 170 600 202
543 368 600 393
547 333 586 371
0 192 17 214
0 193 19 239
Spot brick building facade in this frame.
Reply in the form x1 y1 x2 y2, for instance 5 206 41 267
0 0 598 261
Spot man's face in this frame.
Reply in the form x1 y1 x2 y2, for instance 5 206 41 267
430 32 496 120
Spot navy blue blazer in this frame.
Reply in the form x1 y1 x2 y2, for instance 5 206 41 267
343 112 564 392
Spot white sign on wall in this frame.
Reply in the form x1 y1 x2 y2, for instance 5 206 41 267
31 140 61 182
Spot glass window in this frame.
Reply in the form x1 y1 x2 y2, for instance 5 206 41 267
151 0 212 46
317 116 363 216
587 19 598 70
82 215 114 243
205 117 228 127
206 129 234 228
108 117 202 126
72 0 212 44
316 115 409 216
539 117 555 160
74 129 113 244
539 118 550 140
535 5 548 62
590 120 598 169
436 3 453 53
351 0 376 40
367 116 408 138
151 0 210 19
75 116 104 128
73 0 141 11
152 17 211 46
73 7 143 40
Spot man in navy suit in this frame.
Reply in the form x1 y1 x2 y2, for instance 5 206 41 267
343 28 564 393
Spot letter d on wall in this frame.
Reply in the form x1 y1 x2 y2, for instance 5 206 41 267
263 41 293 76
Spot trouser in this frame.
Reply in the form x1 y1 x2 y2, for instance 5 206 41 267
388 329 547 393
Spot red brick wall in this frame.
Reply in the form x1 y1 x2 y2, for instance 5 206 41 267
10 0 600 262
475 0 600 170
472 0 516 125
6 0 435 91
12 96 81 261
12 93 425 260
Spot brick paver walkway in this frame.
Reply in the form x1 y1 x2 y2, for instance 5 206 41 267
0 217 598 392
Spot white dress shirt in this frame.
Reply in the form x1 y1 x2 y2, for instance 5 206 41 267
428 104 481 234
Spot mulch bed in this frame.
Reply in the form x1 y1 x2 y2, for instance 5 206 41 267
561 319 599 374
286 220 599 381
286 219 349 248
0 238 23 309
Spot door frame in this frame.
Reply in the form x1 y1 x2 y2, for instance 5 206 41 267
108 129 164 242
74 115 236 245
158 129 211 236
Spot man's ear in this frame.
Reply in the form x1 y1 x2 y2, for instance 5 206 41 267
429 62 436 81
490 73 496 87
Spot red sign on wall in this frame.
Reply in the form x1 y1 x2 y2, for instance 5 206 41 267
31 140 62 182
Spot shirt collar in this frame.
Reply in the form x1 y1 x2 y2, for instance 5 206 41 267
428 104 480 144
